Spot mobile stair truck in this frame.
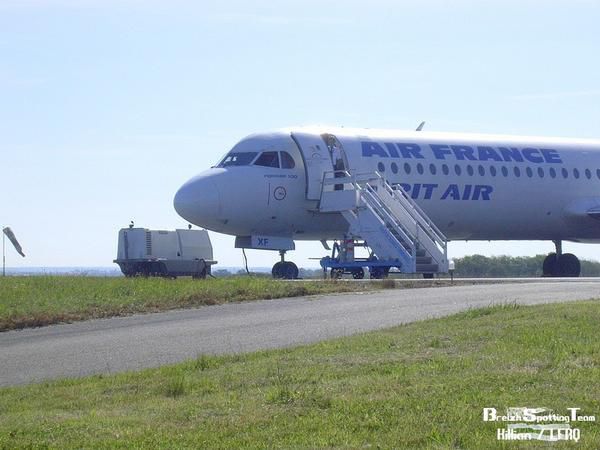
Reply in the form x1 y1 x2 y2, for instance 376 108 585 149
114 227 217 278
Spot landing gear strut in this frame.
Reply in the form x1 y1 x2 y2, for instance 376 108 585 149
271 250 299 280
542 240 581 277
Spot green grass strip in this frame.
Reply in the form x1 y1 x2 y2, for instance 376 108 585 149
1 300 599 448
0 276 379 331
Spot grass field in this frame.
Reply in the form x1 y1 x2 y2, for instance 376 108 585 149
1 300 599 448
0 276 383 331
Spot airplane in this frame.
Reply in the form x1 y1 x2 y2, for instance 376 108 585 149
173 126 600 279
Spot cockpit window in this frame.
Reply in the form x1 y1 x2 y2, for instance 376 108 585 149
217 152 258 167
280 151 295 169
254 151 280 168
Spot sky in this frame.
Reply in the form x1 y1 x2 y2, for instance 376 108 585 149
2 0 600 269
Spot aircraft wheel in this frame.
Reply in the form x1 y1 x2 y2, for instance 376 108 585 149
558 253 581 277
352 268 365 279
282 262 299 280
271 262 285 279
542 253 559 277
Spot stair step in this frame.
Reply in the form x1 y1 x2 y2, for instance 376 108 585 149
416 256 432 265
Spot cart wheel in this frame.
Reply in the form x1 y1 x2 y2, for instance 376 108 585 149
352 268 365 279
159 262 169 277
193 267 207 280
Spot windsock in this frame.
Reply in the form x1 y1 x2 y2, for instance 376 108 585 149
2 227 25 257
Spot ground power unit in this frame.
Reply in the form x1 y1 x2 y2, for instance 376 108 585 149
114 227 217 278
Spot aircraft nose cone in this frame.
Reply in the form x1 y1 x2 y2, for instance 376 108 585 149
174 175 221 229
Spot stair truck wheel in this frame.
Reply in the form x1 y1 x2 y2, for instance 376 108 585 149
369 267 384 279
352 267 365 279
330 268 344 279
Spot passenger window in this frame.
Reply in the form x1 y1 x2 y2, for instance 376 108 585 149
550 168 557 178
562 168 569 179
514 167 521 177
501 166 508 177
442 164 449 175
573 168 580 179
585 169 592 179
429 163 436 175
378 162 385 172
218 152 258 167
597 169 600 179
478 165 485 176
490 166 497 176
280 151 296 169
417 163 424 175
254 151 280 168
538 167 544 178
467 165 474 176
455 164 462 176
391 162 398 174
404 163 411 174
526 167 533 178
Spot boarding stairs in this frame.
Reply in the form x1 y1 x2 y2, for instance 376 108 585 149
319 171 449 274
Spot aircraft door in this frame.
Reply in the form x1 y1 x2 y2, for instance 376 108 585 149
321 133 349 191
292 132 334 200
292 132 349 200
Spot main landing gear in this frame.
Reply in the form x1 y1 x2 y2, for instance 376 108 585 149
271 250 299 279
542 240 581 277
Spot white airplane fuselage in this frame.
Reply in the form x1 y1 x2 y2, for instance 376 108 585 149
174 127 600 245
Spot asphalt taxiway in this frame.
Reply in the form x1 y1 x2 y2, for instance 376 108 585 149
1 280 599 386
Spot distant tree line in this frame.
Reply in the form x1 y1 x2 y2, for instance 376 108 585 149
454 254 600 278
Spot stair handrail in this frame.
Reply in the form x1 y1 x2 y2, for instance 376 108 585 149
360 187 416 256
379 182 447 254
321 170 444 244
320 170 448 269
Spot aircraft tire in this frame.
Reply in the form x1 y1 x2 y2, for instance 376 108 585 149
271 262 285 279
557 253 581 277
282 262 299 280
542 253 558 277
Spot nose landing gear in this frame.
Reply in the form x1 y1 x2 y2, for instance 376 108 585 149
542 240 581 277
271 250 299 279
